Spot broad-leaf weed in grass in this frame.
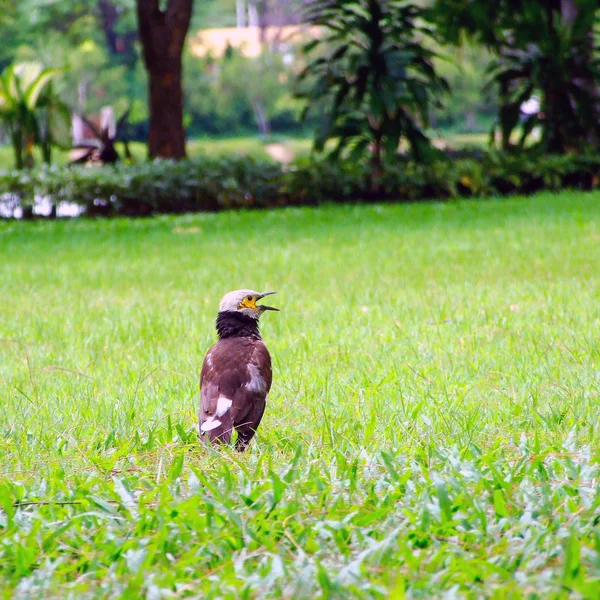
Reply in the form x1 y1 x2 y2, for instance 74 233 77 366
1 191 600 597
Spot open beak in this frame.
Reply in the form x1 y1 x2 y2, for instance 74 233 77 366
257 291 279 312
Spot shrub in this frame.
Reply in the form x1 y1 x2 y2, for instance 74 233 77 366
296 0 449 168
1 152 599 218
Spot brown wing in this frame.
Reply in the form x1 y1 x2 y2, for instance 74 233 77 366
229 342 271 424
199 338 272 449
199 340 250 419
231 341 271 450
199 340 247 444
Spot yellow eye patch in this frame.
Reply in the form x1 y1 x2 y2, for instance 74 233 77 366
238 296 257 310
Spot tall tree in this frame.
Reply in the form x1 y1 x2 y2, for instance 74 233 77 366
136 0 193 159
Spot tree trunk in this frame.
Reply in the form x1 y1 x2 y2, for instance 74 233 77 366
136 0 193 160
148 67 186 157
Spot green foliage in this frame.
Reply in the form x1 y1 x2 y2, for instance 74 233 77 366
434 0 600 153
184 48 304 137
0 62 71 169
1 192 600 596
2 151 600 216
432 0 504 47
1 0 145 145
0 0 275 140
487 1 600 152
0 157 286 216
0 2 26 69
297 0 449 166
15 0 138 63
0 0 497 143
432 40 497 132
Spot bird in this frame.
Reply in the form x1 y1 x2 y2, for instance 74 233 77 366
199 289 279 451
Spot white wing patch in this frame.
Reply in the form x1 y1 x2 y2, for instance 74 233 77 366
216 396 232 417
200 396 232 432
200 417 222 432
246 363 267 394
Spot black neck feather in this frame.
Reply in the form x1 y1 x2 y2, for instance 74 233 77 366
216 311 261 340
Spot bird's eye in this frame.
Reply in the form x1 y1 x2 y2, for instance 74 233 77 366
247 295 253 301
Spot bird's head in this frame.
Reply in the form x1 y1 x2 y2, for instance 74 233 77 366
218 289 279 320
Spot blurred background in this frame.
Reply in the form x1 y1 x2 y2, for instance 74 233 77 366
0 0 501 166
0 0 598 217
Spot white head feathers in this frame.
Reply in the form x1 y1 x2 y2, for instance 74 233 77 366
218 289 278 319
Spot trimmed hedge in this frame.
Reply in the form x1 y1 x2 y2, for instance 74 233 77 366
1 152 600 218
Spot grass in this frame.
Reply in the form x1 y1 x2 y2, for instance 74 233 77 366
0 132 491 169
1 190 600 597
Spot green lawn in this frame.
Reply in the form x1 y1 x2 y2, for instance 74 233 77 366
1 192 600 597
